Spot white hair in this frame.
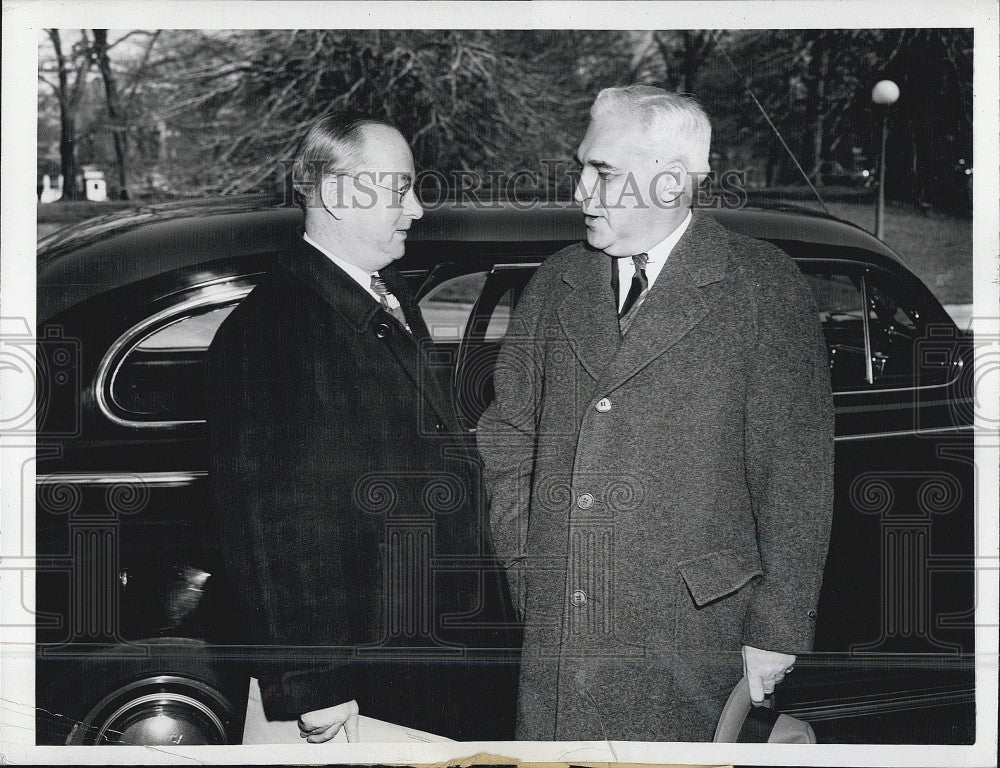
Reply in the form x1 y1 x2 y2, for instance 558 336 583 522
591 85 712 175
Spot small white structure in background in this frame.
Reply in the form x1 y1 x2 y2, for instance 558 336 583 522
83 167 108 202
39 174 63 203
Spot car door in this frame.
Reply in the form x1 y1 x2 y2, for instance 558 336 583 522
780 248 975 744
35 266 268 744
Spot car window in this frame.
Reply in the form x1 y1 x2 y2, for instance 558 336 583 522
108 303 238 424
134 306 237 350
800 261 949 391
418 272 487 341
451 267 534 429
803 270 868 391
453 261 945 414
864 277 931 387
486 290 514 340
102 252 949 429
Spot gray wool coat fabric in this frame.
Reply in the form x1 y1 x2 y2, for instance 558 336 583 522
477 211 834 741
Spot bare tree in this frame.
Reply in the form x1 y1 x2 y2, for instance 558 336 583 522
39 29 95 200
90 30 160 199
625 31 720 93
35 28 971 212
155 30 576 195
91 30 130 198
655 31 718 94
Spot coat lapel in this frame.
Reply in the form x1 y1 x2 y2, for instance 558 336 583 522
380 263 464 433
278 239 381 332
555 244 622 382
598 212 730 394
277 240 459 430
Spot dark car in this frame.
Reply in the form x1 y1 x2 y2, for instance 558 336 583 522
35 197 975 746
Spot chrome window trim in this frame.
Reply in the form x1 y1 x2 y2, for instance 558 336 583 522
95 281 254 430
491 262 543 271
860 272 875 385
465 424 973 441
831 359 964 397
37 471 207 487
834 424 974 442
833 396 968 415
151 273 259 305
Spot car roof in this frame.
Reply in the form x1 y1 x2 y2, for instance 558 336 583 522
38 196 909 321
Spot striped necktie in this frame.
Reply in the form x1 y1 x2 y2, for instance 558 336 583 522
618 253 650 334
370 273 410 332
619 253 649 317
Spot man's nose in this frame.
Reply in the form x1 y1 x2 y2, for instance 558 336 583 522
574 170 599 208
404 188 424 219
574 179 599 213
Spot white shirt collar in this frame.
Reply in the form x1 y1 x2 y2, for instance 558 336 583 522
615 209 692 298
302 232 380 301
643 209 692 281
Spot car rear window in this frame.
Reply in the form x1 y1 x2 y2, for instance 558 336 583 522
106 303 240 426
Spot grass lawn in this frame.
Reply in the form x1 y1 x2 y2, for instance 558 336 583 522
773 199 972 306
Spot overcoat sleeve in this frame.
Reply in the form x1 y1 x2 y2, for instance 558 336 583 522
476 267 551 620
740 251 835 654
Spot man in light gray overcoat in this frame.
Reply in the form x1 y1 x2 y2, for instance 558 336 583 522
477 86 834 741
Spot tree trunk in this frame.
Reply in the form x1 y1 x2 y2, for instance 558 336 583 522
49 29 81 200
92 30 130 199
806 40 829 186
681 31 715 95
765 136 780 186
58 112 79 200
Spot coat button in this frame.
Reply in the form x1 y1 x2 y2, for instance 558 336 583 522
595 397 612 412
570 589 587 606
807 609 817 620
375 322 391 338
577 493 594 509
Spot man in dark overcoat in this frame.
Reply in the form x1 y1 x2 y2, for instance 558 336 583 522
477 86 834 741
206 113 519 743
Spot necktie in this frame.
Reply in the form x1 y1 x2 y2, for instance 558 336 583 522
619 253 649 318
371 274 410 332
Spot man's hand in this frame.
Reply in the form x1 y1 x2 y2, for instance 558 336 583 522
297 699 360 743
742 645 796 705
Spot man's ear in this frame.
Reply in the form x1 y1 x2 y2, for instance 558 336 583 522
319 175 345 220
653 161 688 207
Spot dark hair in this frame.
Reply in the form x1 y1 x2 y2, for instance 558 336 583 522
290 111 397 211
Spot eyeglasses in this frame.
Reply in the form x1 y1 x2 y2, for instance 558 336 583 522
334 172 413 201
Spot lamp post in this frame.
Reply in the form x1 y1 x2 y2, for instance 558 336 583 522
871 79 899 240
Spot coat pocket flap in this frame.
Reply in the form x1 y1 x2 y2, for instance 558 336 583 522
677 548 763 607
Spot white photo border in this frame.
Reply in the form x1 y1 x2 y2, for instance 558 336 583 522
3 1 997 765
